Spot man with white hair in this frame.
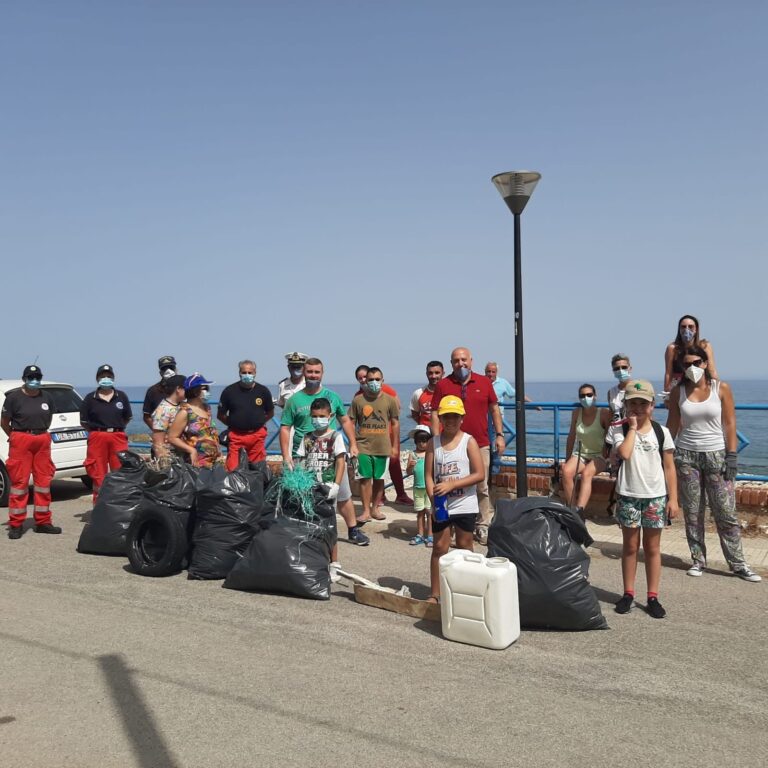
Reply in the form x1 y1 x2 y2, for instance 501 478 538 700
217 359 274 471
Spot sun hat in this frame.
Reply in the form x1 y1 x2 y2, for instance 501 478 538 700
437 395 465 416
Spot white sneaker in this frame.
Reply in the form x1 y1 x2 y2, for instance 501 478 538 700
329 561 341 584
687 563 704 577
733 565 762 583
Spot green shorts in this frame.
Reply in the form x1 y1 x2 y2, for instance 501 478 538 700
616 495 667 529
413 487 431 511
357 454 388 480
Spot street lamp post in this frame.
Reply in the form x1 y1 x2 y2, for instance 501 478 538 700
491 171 541 498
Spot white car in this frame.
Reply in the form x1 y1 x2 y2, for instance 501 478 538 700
0 380 90 506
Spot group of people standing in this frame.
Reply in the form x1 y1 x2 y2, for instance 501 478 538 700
559 314 761 619
3 319 763 611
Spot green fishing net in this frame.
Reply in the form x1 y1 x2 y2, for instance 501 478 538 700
265 465 322 522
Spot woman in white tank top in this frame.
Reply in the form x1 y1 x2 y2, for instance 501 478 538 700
424 395 485 602
666 345 760 582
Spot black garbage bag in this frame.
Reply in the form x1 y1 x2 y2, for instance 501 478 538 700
77 451 148 556
187 453 272 580
142 460 198 511
223 485 337 600
487 497 608 631
223 515 335 599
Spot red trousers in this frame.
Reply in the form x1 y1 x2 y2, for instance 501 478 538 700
6 432 55 528
85 430 129 502
226 428 267 471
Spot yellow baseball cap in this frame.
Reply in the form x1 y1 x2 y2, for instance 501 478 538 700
438 395 465 416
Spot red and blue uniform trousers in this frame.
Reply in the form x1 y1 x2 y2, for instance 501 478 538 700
85 430 129 502
226 427 267 471
6 431 55 529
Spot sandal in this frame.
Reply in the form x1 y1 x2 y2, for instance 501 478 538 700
424 535 433 548
409 535 425 546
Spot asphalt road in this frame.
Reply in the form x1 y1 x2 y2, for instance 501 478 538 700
1 480 766 768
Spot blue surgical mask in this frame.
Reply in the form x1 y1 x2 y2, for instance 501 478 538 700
681 328 695 343
304 379 321 391
240 373 255 385
613 368 630 382
455 367 470 382
367 380 382 394
311 416 330 430
25 378 42 389
200 389 211 401
98 378 115 389
579 396 594 408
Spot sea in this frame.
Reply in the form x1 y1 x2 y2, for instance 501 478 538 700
108 379 768 475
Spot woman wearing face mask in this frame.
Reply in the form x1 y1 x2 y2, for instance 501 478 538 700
664 314 718 392
560 384 610 517
80 364 133 503
666 346 760 582
167 373 221 468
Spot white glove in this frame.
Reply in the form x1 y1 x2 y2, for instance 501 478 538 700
325 482 339 501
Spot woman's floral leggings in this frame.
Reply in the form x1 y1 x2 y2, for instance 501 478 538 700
674 448 745 568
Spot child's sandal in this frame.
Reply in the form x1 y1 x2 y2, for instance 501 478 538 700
424 535 433 548
409 535 425 546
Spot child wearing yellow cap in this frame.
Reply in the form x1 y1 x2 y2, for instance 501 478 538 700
424 395 485 603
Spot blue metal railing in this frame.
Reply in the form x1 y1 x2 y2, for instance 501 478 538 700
125 399 768 482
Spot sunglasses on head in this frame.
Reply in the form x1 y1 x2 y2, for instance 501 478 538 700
684 359 704 367
612 365 629 371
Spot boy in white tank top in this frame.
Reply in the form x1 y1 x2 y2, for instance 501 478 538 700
424 395 485 603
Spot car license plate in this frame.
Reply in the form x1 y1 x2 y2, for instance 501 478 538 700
51 430 88 443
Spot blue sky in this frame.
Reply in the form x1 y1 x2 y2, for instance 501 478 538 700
2 1 766 387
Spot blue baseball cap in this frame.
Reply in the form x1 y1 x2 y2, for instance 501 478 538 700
184 372 214 390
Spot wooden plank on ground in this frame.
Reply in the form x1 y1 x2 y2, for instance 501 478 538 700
354 584 441 623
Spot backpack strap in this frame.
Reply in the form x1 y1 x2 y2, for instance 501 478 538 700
622 420 666 467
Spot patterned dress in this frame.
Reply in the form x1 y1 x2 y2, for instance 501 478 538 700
179 404 221 468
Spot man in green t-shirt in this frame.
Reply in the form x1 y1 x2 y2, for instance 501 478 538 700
280 358 364 552
280 358 357 461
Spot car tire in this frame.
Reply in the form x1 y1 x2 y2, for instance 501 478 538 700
126 506 189 577
80 476 94 491
0 462 9 507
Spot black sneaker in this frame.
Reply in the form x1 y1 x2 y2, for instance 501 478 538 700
646 597 666 619
615 593 634 614
8 526 23 540
348 527 370 546
34 523 62 534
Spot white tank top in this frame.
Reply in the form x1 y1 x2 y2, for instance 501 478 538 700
433 433 479 516
675 379 725 452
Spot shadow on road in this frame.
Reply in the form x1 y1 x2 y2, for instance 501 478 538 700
98 653 181 768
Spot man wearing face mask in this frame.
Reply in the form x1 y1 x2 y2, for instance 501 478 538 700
276 352 308 409
430 347 503 545
348 367 401 523
217 359 274 471
1 365 60 538
80 364 132 503
606 353 633 422
142 355 179 431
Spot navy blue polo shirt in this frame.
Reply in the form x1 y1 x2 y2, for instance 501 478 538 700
81 389 133 430
2 388 55 431
217 382 274 432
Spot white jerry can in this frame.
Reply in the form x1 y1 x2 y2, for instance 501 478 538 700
439 550 520 650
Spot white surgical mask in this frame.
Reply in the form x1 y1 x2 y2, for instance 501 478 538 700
161 368 176 379
685 365 704 384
